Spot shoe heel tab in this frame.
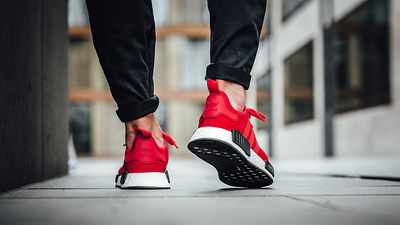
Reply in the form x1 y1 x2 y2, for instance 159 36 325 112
134 127 152 138
248 108 267 122
207 79 220 94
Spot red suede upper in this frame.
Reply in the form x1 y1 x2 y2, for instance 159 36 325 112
198 79 269 161
118 128 178 174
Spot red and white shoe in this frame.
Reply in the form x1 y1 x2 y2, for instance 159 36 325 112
115 128 178 189
188 79 274 188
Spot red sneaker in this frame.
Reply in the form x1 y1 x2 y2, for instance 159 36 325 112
115 128 178 189
188 79 274 188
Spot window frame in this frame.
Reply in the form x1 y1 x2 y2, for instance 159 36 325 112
283 40 315 125
333 0 391 114
281 0 311 22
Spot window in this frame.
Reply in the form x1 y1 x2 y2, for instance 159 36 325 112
257 71 272 130
284 41 314 124
282 0 309 20
334 0 390 113
69 103 91 154
262 0 272 37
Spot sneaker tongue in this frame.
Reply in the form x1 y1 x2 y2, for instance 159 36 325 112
207 79 220 94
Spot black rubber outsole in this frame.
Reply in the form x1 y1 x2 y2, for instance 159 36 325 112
188 139 273 188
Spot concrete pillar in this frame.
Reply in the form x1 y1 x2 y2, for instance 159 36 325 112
0 0 69 192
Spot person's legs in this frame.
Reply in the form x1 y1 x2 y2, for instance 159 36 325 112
86 0 175 189
188 0 274 188
86 0 162 148
207 0 266 113
206 0 267 90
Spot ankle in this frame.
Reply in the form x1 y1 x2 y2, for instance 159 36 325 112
125 113 164 149
216 79 245 111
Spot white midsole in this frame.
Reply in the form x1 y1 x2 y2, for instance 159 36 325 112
116 172 170 189
189 127 273 179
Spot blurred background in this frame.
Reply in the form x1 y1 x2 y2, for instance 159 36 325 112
67 0 400 159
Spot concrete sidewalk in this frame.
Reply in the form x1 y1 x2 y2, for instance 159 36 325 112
1 155 399 225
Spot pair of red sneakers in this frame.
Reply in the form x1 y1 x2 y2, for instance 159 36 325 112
115 79 274 189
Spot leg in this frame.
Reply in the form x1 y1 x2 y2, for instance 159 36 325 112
206 0 267 90
207 0 266 111
188 0 274 188
86 0 162 148
86 0 176 189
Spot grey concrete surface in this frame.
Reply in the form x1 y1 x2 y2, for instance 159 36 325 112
41 0 69 180
1 155 399 225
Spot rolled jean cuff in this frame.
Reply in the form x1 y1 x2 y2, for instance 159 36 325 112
116 95 159 122
205 63 251 90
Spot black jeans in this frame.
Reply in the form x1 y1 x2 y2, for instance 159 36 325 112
86 0 267 122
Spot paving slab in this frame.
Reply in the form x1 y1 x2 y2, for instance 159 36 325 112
1 155 399 225
2 175 399 199
0 197 381 225
274 155 400 178
293 195 400 225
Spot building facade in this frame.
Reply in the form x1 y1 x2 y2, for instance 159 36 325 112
252 0 400 158
68 0 400 158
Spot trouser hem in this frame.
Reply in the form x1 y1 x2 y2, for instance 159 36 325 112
116 95 159 122
205 64 251 90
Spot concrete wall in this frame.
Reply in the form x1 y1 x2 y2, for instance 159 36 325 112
0 0 69 193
